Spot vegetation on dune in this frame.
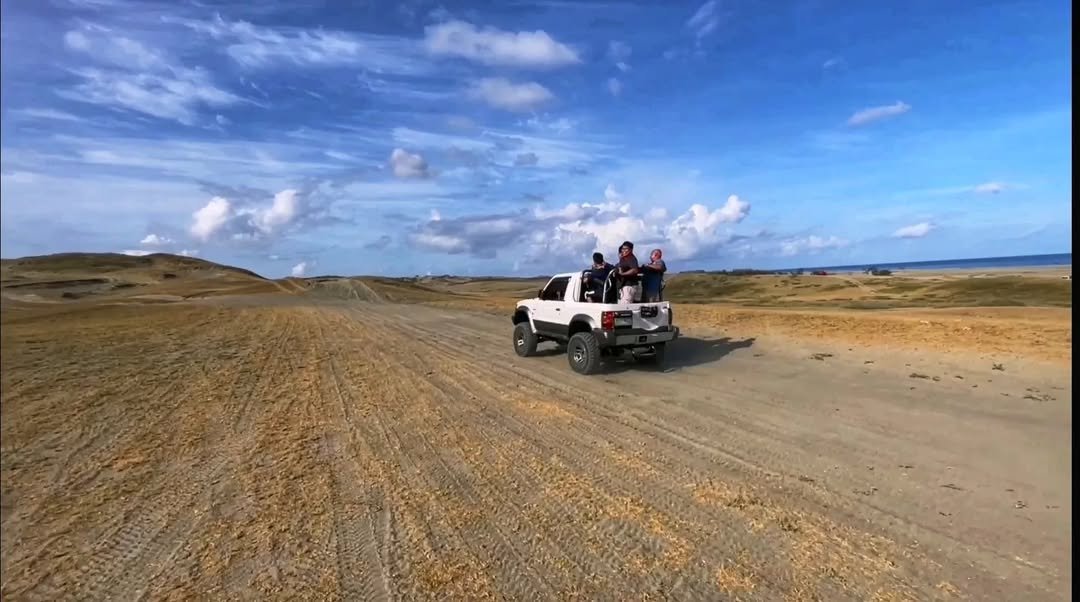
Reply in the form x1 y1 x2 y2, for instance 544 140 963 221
1 252 266 280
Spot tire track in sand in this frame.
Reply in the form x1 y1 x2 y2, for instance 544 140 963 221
340 302 957 601
319 308 558 601
311 308 393 602
335 305 721 599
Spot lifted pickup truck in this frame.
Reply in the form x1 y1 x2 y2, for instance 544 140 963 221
511 269 679 374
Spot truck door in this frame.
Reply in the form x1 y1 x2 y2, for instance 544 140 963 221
533 275 571 337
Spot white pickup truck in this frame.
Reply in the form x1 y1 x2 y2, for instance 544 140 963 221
511 269 679 374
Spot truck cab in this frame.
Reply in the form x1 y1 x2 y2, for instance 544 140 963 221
511 270 679 374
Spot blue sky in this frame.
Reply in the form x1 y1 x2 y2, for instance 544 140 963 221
0 0 1071 277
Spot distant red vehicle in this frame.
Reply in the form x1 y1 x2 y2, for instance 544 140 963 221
811 270 828 276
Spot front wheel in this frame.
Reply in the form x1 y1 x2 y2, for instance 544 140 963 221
567 332 602 375
513 323 538 357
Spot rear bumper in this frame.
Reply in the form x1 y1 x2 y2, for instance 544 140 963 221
593 325 679 348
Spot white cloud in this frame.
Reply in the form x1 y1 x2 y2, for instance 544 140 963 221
892 222 936 238
467 78 554 112
140 233 174 246
120 249 154 256
520 115 576 135
779 235 848 256
663 196 751 259
847 101 912 127
603 184 621 201
63 28 169 70
291 261 309 277
389 148 430 178
822 57 844 70
178 249 199 257
172 15 431 74
423 20 580 68
191 196 234 241
61 26 242 125
8 108 85 122
687 0 720 40
409 187 753 263
252 189 301 232
607 77 623 96
189 188 319 243
973 181 1007 194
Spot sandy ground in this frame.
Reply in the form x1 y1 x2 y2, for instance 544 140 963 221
1 295 1070 601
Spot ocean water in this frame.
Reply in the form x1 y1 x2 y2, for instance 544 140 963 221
793 252 1072 274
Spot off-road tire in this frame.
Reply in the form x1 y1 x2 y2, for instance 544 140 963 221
513 323 539 357
567 332 601 375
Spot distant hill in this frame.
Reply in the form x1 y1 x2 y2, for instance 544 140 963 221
0 252 279 304
0 252 266 280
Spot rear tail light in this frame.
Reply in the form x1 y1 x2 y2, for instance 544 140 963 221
601 311 633 330
601 311 614 330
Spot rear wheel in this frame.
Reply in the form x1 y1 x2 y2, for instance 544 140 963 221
567 332 601 375
513 323 538 357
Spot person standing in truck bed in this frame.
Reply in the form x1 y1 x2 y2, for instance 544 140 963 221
586 252 613 302
641 248 667 302
615 241 640 304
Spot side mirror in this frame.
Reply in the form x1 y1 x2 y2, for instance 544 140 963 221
538 288 543 299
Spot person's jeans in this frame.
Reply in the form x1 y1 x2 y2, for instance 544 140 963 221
643 290 661 303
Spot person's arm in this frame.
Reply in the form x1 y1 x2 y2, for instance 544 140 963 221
620 258 639 277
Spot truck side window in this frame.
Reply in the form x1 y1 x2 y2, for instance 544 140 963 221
541 276 570 301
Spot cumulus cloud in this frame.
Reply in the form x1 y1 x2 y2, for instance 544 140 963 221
121 249 154 256
178 249 199 257
893 222 936 238
467 78 554 112
779 235 848 256
189 188 314 242
389 148 430 178
191 197 234 241
847 101 912 127
407 187 753 264
424 20 580 68
291 261 309 277
140 233 174 246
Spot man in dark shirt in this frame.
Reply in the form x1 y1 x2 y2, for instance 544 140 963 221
641 248 667 302
615 241 640 304
586 252 613 302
